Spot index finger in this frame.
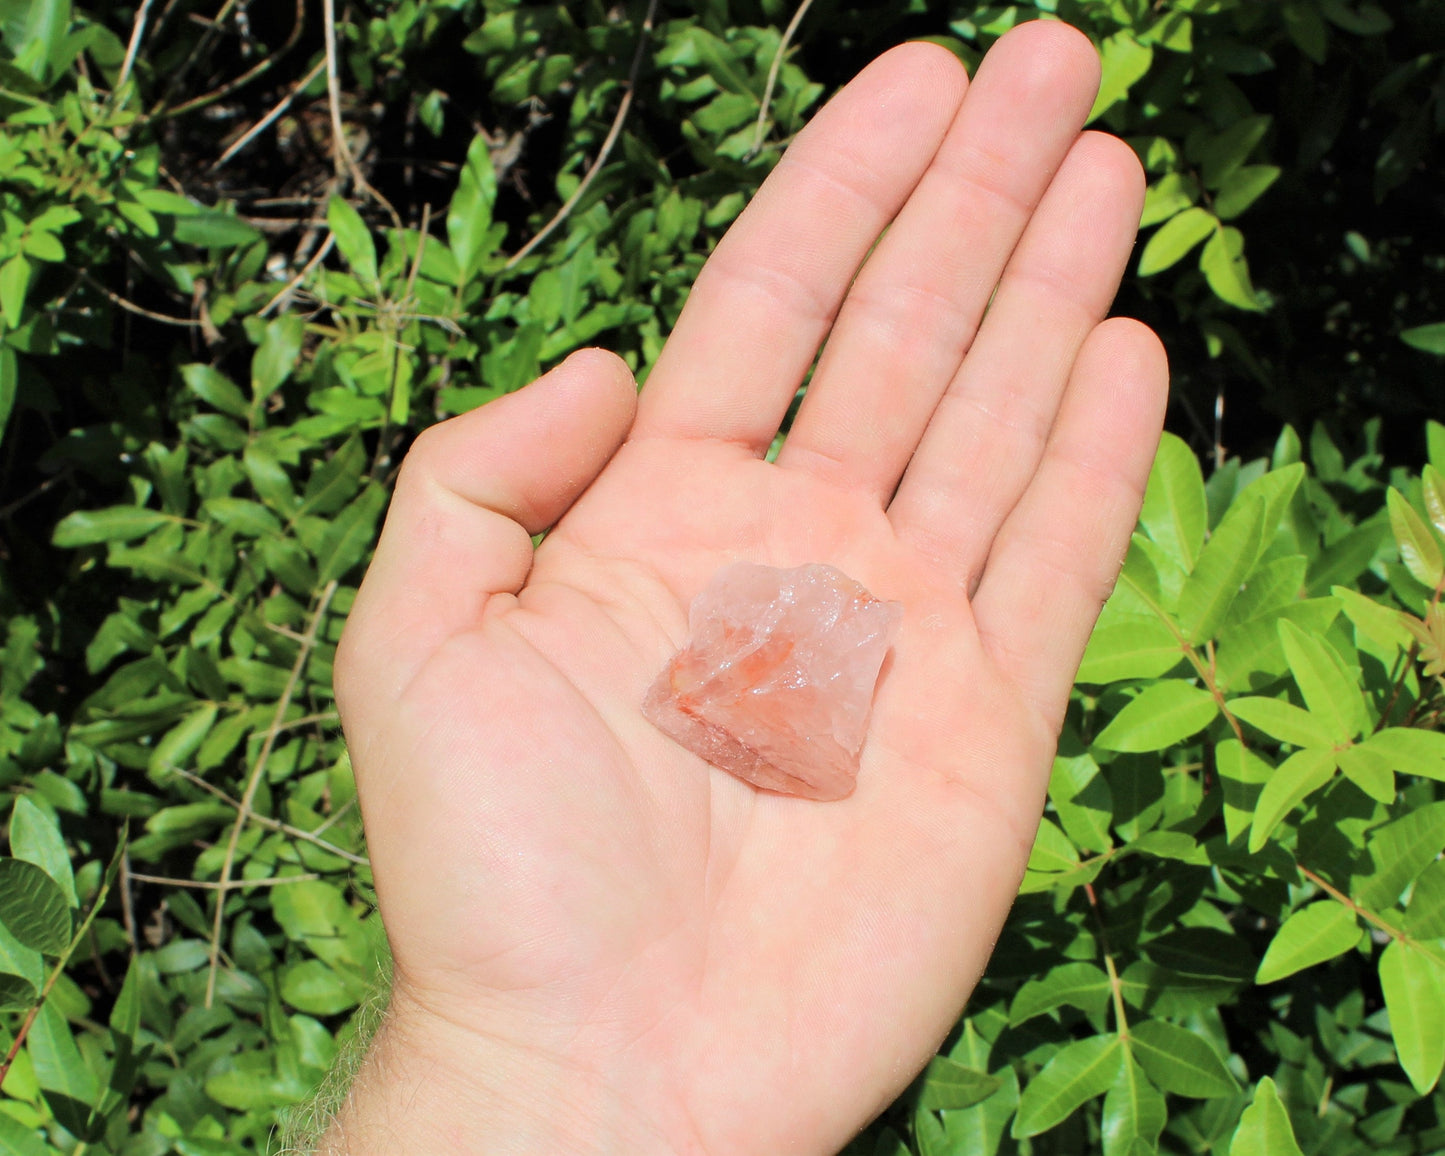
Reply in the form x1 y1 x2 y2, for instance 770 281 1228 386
632 42 967 454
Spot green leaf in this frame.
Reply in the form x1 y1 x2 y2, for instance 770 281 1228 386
1177 494 1265 643
1140 433 1207 572
7 797 75 907
0 970 38 1011
1333 586 1414 654
1255 901 1360 983
1139 207 1216 276
1227 1077 1304 1156
1093 682 1218 753
52 506 171 547
448 131 499 282
147 703 219 778
327 195 379 292
1401 322 1445 356
0 858 71 955
1352 728 1445 783
1140 172 1197 228
1218 738 1273 844
280 958 369 1015
1248 748 1337 852
1386 488 1443 590
1010 962 1112 1025
1101 1058 1165 1156
1129 1019 1239 1098
1197 115 1272 189
1076 620 1184 684
28 999 98 1134
1379 938 1445 1094
0 346 15 442
1089 31 1153 121
918 1055 1001 1110
1213 164 1281 220
1277 619 1366 741
1227 697 1335 749
1200 226 1263 312
251 313 306 404
1407 859 1445 940
315 481 388 584
1049 753 1114 854
182 364 250 418
1334 744 1395 803
1013 1034 1124 1138
0 253 31 327
1026 817 1080 873
171 208 261 248
1353 801 1445 911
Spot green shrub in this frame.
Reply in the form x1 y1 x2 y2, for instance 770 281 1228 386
1 1 1444 1153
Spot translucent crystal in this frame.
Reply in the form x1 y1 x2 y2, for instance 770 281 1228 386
643 562 902 801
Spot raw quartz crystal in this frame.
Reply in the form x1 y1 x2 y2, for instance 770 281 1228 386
643 562 902 801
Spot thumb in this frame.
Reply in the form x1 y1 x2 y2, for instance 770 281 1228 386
336 348 637 729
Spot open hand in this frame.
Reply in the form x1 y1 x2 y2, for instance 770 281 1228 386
331 21 1167 1155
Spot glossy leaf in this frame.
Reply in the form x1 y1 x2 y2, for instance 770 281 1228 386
1013 1034 1124 1138
918 1055 1001 1111
1227 696 1334 749
1101 1057 1164 1156
1093 682 1219 753
1277 619 1366 741
7 797 76 907
1256 901 1360 983
1010 962 1112 1025
1200 225 1263 312
1353 801 1445 911
1407 859 1445 940
1249 749 1336 852
327 194 379 291
1177 493 1264 643
1227 1077 1304 1156
1379 939 1445 1094
1128 1019 1239 1098
0 857 71 955
1139 207 1215 277
1077 619 1184 684
1386 487 1443 590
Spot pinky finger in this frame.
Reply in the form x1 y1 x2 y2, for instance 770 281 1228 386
969 318 1168 729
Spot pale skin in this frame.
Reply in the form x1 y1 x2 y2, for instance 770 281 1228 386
326 21 1168 1156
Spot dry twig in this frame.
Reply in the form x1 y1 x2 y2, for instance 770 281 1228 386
748 0 817 158
162 0 305 118
323 0 402 232
206 580 338 1008
73 268 199 327
211 59 326 171
503 0 659 270
172 767 369 867
130 871 322 890
117 0 157 93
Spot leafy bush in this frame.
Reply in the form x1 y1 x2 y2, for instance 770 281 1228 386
1 1 1443 1153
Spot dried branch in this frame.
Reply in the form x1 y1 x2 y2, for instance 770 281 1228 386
748 0 816 158
162 0 305 118
117 0 157 93
322 0 401 232
211 59 326 171
503 0 659 270
73 269 198 327
171 767 368 867
130 871 322 890
206 580 338 1008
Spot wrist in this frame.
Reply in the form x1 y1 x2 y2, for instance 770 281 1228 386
315 985 683 1156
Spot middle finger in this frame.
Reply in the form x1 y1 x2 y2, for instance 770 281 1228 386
775 21 1101 499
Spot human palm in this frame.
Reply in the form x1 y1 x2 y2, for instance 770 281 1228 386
333 23 1167 1156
